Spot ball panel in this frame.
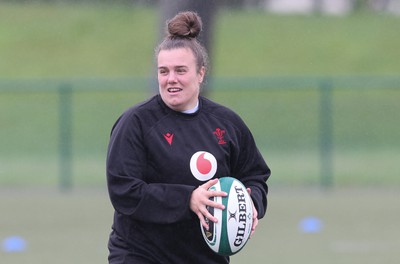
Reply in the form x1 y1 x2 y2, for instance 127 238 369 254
226 180 253 254
218 177 234 256
201 182 222 253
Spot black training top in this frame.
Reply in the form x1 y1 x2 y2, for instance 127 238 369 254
107 94 270 263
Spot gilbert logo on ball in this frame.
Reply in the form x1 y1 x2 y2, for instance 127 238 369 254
201 177 253 256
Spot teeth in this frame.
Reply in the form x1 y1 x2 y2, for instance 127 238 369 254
168 88 182 92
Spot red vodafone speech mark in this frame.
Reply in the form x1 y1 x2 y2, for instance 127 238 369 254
197 153 212 174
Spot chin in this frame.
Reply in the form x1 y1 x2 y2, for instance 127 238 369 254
166 100 184 111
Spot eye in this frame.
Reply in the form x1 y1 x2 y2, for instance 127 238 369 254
158 68 168 75
176 67 187 74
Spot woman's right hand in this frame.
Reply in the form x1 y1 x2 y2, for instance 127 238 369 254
190 178 227 230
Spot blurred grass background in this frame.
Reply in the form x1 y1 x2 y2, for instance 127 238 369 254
1 2 400 77
1 1 400 264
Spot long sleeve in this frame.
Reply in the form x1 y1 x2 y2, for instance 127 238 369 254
106 111 195 224
229 114 270 219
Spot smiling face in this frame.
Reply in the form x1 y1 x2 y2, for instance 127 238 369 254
157 48 205 112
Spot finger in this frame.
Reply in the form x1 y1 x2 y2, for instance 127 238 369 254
208 190 227 198
202 178 219 189
247 187 252 195
198 213 209 230
250 210 258 238
201 207 219 224
204 192 226 210
250 217 258 238
252 204 258 219
205 200 225 211
249 194 258 238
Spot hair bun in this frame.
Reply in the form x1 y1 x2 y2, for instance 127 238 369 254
167 11 202 39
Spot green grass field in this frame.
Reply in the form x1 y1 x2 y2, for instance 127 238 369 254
1 188 399 264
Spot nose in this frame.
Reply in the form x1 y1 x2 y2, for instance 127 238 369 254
167 72 177 83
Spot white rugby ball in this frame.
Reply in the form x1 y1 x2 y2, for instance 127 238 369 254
200 177 253 256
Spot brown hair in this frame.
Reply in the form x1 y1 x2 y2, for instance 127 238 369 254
155 11 209 73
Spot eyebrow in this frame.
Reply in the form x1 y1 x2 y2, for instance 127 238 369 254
157 65 188 70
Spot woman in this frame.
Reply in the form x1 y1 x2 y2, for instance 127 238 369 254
107 11 270 263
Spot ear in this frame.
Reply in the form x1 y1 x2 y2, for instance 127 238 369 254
198 66 206 84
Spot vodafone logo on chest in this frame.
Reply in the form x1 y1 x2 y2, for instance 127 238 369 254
190 151 217 181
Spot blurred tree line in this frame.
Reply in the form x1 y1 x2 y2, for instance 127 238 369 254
3 0 397 92
2 0 399 14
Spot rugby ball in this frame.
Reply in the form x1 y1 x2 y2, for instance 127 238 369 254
200 177 253 256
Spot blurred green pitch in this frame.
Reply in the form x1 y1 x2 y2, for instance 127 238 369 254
1 188 399 264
